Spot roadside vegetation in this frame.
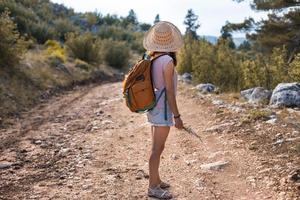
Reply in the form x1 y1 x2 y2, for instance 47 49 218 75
178 2 300 92
0 0 151 119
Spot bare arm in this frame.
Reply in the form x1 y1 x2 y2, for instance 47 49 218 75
163 61 183 129
163 61 179 116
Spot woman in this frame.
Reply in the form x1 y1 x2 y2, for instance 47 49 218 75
143 21 184 199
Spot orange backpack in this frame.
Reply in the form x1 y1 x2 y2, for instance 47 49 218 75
123 54 168 113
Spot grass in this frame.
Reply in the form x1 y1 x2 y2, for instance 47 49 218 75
245 109 273 122
0 47 115 121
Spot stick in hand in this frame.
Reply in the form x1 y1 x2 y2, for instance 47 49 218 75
182 125 203 142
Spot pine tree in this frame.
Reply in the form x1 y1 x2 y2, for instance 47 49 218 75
154 14 160 24
220 22 236 49
183 9 200 39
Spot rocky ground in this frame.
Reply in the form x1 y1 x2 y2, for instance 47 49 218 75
0 82 299 200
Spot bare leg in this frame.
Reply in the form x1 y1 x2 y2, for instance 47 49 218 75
149 126 170 188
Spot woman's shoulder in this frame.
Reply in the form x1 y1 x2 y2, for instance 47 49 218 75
157 54 173 64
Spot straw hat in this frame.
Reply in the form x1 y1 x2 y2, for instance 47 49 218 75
143 21 184 52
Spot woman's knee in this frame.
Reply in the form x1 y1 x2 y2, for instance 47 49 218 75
151 144 165 155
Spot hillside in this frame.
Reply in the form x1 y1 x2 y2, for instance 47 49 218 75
0 0 145 121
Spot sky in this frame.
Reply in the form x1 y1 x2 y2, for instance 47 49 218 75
50 0 268 37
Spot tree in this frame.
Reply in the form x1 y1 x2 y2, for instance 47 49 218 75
238 40 251 51
124 9 138 26
154 14 160 24
0 10 26 69
139 23 151 32
232 0 300 61
220 22 236 49
183 9 200 39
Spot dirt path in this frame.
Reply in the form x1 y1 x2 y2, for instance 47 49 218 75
0 82 298 200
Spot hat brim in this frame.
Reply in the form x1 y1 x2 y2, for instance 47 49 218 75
143 21 184 52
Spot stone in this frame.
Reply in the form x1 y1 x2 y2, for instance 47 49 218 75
179 73 192 84
212 99 224 106
34 140 42 145
241 87 272 104
0 163 12 170
266 118 277 125
136 169 149 180
204 122 234 133
270 82 300 107
170 154 179 160
200 161 229 170
196 83 216 94
289 169 300 182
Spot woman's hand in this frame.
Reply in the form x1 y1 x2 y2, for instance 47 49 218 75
175 117 183 129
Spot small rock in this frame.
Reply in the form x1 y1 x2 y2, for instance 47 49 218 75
0 163 12 170
200 161 229 170
266 118 277 125
34 140 42 145
82 184 92 190
289 169 300 182
136 169 149 180
179 73 192 84
241 87 272 104
196 83 217 94
212 99 224 106
170 154 179 160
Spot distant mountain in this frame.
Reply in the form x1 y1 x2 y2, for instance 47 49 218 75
201 35 246 47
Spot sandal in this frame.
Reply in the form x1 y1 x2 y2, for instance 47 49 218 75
148 186 173 199
159 181 170 189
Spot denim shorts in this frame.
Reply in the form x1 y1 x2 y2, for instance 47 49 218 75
147 102 174 127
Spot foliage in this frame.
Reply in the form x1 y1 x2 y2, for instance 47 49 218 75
232 0 300 61
240 56 267 89
65 33 102 65
184 9 200 39
53 18 79 41
154 14 160 24
44 40 66 66
0 10 26 69
289 54 300 81
177 34 196 74
247 109 272 121
101 39 130 69
74 59 90 71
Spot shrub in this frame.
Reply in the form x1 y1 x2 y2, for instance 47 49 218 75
74 59 90 71
29 21 56 44
53 18 79 41
289 54 300 81
65 33 102 65
0 10 26 69
44 40 66 67
101 39 130 69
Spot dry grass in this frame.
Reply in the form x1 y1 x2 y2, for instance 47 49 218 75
0 47 115 120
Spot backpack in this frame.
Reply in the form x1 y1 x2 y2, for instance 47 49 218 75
123 53 168 114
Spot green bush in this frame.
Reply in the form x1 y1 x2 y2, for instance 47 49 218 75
0 10 26 69
289 54 300 81
29 21 56 44
65 33 102 65
101 39 130 69
53 18 79 41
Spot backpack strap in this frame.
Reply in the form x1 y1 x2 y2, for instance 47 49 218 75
150 53 169 62
155 88 168 121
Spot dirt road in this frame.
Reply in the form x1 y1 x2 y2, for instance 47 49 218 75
0 82 299 200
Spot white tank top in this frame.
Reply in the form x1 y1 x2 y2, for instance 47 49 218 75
151 55 178 108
